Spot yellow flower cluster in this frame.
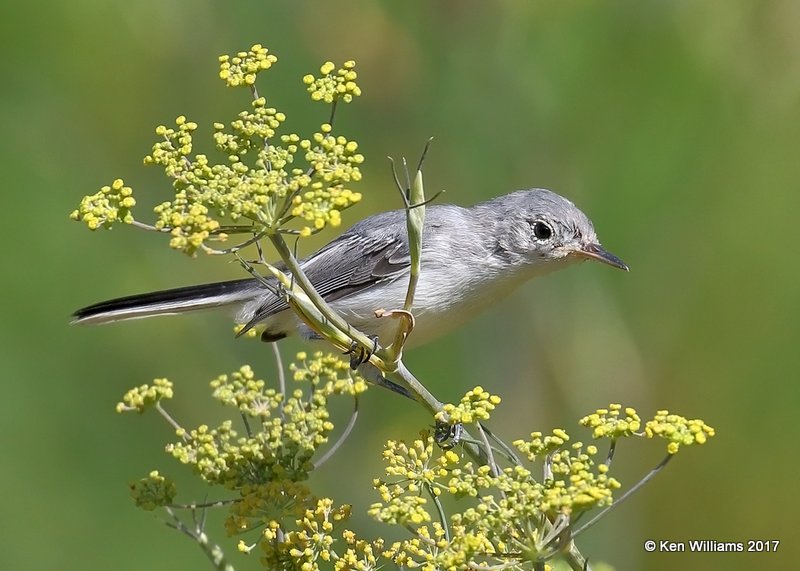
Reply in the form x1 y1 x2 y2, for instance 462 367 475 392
513 428 570 462
167 385 333 487
252 495 386 571
370 492 431 526
146 115 198 174
213 97 286 155
141 116 229 254
70 178 136 230
337 531 386 571
290 185 363 237
290 351 369 396
232 487 391 571
370 437 461 527
579 403 642 439
142 109 362 251
153 144 307 224
303 60 362 104
383 438 458 490
368 427 625 568
435 385 502 425
73 46 368 257
154 191 223 255
545 442 621 512
150 353 365 495
387 523 453 567
121 357 716 570
227 480 313 536
304 126 365 181
129 470 176 511
218 43 277 87
210 365 281 417
446 463 494 498
116 377 173 413
282 126 364 236
275 498 350 566
645 410 715 454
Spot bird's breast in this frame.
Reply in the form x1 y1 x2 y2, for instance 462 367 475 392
329 259 538 348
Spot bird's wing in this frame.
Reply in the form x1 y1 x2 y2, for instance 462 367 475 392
243 231 411 329
307 233 412 301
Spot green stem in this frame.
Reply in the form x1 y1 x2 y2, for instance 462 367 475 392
164 507 235 571
572 453 673 539
476 422 501 479
267 231 381 359
427 484 450 543
564 543 590 571
313 395 359 469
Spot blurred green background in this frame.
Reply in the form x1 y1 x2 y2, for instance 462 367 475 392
2 1 798 569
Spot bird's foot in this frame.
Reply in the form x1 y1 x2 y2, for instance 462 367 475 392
344 335 379 369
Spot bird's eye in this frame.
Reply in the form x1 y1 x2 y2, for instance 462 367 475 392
532 220 553 241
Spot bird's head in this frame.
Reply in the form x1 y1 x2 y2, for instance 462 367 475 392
489 189 628 272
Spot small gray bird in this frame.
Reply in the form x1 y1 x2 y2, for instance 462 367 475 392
72 189 627 347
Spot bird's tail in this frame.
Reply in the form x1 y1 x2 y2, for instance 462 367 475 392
71 278 260 325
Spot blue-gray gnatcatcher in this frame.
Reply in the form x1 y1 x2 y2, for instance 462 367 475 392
72 189 627 347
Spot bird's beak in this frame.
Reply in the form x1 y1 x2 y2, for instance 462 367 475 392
574 243 629 271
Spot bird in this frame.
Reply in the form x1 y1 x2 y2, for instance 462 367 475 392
72 189 627 349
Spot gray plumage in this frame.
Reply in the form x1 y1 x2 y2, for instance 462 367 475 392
72 189 627 347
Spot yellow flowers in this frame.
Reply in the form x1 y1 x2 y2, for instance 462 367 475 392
209 364 282 417
361 399 715 569
513 428 570 461
290 351 368 396
120 351 369 562
121 361 716 570
645 410 716 454
579 403 642 439
70 178 136 230
72 45 365 255
154 193 222 256
116 377 173 413
580 404 715 454
435 385 501 425
370 429 619 567
214 97 286 153
290 183 363 236
303 60 362 104
218 43 277 87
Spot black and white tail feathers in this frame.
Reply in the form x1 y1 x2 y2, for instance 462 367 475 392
71 278 260 325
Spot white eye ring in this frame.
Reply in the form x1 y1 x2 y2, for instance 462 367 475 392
532 220 553 241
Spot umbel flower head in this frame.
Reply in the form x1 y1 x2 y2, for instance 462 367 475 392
118 357 715 570
71 44 365 255
303 60 362 103
119 351 372 564
218 44 277 87
645 410 715 454
366 397 714 569
70 178 135 230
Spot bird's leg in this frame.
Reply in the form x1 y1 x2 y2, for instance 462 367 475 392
346 336 414 397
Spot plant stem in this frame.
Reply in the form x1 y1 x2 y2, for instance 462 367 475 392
572 453 673 539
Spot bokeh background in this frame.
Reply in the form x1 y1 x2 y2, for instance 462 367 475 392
2 1 798 569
